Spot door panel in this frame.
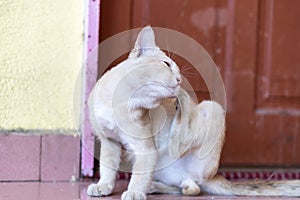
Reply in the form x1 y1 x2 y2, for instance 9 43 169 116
223 0 300 166
257 0 300 109
252 0 300 166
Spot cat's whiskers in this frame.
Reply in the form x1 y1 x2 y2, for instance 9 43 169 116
181 65 192 73
180 64 195 73
180 65 198 78
182 72 198 78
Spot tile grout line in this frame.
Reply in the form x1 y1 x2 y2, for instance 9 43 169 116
39 135 42 181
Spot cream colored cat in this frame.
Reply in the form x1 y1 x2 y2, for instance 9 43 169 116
87 26 181 200
87 26 300 199
149 88 300 197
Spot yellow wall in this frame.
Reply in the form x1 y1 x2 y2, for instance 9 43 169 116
0 0 84 134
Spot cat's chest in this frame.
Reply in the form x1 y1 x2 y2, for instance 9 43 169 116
91 102 121 139
154 153 206 185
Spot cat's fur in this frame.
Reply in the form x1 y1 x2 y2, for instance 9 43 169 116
87 26 181 200
150 88 300 197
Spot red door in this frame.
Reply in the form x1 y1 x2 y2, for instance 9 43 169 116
99 0 300 167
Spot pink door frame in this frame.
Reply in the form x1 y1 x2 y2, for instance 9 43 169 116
81 0 100 177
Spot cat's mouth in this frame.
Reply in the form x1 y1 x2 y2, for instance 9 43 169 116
150 81 180 97
164 84 180 98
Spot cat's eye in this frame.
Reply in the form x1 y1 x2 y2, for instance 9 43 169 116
163 61 171 67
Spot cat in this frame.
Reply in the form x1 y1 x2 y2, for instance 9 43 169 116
87 26 182 200
149 88 300 197
87 25 300 199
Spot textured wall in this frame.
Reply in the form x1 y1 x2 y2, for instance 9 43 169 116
0 0 84 133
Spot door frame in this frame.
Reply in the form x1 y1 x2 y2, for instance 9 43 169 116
81 0 101 177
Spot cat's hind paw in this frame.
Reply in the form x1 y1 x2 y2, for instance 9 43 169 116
121 191 146 200
180 179 201 196
87 183 114 197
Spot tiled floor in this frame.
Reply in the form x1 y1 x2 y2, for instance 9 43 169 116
0 180 299 200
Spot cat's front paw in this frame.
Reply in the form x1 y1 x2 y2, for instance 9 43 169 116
87 183 114 197
121 191 146 200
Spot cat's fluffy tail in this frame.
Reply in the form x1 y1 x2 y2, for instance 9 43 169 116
200 175 300 197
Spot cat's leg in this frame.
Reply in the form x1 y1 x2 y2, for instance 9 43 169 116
180 179 201 196
87 137 121 197
121 139 157 200
169 89 193 158
148 181 180 194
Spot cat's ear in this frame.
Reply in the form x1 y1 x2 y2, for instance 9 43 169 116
129 26 159 58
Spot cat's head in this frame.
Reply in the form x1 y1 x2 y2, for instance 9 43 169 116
128 26 182 108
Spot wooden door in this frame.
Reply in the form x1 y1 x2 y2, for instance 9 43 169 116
99 0 300 167
217 0 300 167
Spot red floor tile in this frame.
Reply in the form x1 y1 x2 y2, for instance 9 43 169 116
0 180 299 200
